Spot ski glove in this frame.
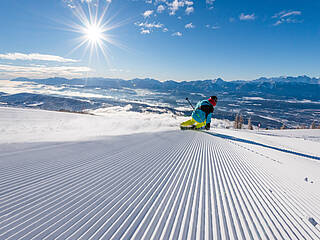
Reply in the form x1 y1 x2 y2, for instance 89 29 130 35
205 123 210 130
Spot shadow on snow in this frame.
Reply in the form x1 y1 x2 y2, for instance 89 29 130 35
204 131 320 161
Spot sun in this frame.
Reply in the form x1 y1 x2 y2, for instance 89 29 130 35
84 23 104 44
65 0 121 62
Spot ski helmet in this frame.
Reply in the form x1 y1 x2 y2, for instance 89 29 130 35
208 96 217 106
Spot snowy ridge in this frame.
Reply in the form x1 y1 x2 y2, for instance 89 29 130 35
0 131 319 239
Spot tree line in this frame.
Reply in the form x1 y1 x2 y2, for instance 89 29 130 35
233 113 319 130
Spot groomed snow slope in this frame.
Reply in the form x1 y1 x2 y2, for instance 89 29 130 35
1 108 320 239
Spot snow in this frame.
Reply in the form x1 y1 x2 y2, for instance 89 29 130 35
214 128 320 157
242 96 320 105
174 106 192 111
243 97 265 100
0 107 184 143
0 107 319 239
0 107 233 144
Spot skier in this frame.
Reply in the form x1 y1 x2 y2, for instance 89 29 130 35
180 96 218 130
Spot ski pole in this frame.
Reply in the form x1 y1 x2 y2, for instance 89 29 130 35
185 97 195 110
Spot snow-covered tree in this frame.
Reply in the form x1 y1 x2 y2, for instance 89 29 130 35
310 121 316 129
234 114 239 129
239 114 243 129
248 117 253 130
280 123 286 130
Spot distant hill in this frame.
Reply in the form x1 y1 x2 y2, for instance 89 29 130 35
12 75 320 101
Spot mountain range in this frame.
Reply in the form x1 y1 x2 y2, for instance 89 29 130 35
1 75 319 129
13 75 320 101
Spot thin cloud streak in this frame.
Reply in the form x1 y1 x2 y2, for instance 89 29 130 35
272 10 301 19
0 53 78 63
272 10 302 26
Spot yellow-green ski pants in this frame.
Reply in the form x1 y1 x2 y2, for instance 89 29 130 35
180 118 206 129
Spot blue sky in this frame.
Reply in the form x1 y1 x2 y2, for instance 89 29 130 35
0 0 319 81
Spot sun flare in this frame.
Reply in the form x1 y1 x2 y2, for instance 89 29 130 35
84 23 104 43
65 0 121 63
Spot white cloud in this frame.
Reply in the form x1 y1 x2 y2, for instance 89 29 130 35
168 0 185 15
163 28 169 32
0 64 91 79
272 10 302 26
273 20 282 26
157 5 165 13
206 24 220 29
206 0 215 4
239 13 256 21
67 4 76 9
185 22 195 29
185 6 194 15
140 29 151 34
143 10 154 18
281 11 301 18
273 18 302 26
135 22 164 28
0 53 78 63
272 10 285 19
206 0 215 10
273 10 301 19
135 21 166 34
144 1 195 16
172 31 182 36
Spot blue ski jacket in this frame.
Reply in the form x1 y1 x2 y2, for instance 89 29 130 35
192 100 214 124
